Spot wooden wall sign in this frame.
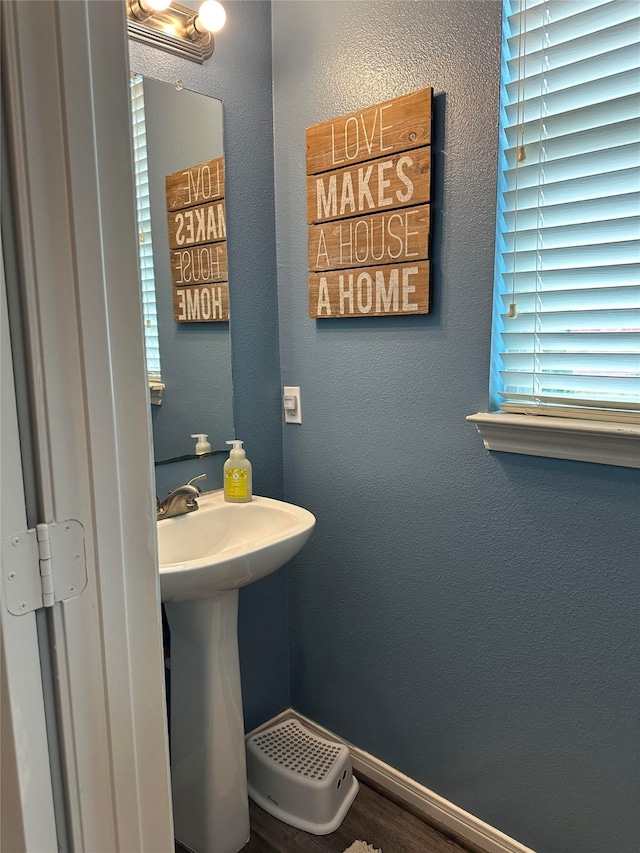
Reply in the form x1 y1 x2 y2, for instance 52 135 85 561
306 88 432 318
166 156 229 322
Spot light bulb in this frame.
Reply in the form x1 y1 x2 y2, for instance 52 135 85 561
130 0 171 20
196 0 226 33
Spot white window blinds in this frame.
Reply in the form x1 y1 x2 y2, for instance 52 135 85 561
129 75 161 381
491 0 640 423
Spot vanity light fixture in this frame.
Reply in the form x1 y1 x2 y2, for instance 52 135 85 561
127 0 225 64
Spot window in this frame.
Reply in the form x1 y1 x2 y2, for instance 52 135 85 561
129 75 163 397
469 0 640 467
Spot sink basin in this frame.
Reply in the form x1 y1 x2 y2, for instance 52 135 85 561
157 489 316 602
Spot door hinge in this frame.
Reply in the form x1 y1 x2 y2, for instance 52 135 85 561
2 520 87 615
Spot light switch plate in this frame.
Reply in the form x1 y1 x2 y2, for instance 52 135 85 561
283 386 302 424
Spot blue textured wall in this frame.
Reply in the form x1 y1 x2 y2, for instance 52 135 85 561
132 1 288 729
272 3 639 853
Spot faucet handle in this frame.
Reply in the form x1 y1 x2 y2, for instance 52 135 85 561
187 473 207 491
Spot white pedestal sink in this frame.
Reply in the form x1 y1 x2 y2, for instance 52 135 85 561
157 490 315 853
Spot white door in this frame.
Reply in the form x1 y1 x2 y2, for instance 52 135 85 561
1 1 174 849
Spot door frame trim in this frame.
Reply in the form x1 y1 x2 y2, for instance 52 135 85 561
1 2 173 848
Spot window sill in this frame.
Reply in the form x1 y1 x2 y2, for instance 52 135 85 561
149 381 164 406
466 412 640 469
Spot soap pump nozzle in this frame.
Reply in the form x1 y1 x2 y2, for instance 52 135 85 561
192 433 212 455
226 439 246 458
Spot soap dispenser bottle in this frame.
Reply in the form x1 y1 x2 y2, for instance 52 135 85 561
224 440 252 503
191 433 212 455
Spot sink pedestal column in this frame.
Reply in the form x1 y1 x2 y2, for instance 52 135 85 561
166 591 250 853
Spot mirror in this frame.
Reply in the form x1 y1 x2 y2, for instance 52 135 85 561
131 75 234 462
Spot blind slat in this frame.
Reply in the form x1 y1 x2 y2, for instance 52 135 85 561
499 370 640 399
503 191 640 231
504 92 639 148
501 351 640 375
498 308 640 334
503 331 640 353
501 215 640 252
504 142 640 190
505 67 640 126
499 264 640 292
502 240 640 273
503 166 639 211
499 285 640 311
504 118 640 170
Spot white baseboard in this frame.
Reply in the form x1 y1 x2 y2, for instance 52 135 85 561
247 709 537 853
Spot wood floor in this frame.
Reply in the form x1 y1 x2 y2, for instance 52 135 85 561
176 779 470 853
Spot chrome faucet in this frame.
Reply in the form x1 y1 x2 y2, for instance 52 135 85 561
156 474 207 520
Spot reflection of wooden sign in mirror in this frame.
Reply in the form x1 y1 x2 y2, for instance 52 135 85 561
306 88 432 319
166 156 229 322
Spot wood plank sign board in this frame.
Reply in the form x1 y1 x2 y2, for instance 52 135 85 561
306 88 432 318
165 156 229 322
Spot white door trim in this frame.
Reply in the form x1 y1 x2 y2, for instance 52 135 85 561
1 238 58 853
2 1 173 849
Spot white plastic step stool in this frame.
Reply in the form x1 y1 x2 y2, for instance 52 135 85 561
246 718 359 835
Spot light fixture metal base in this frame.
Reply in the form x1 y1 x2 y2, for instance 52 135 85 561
126 1 214 64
